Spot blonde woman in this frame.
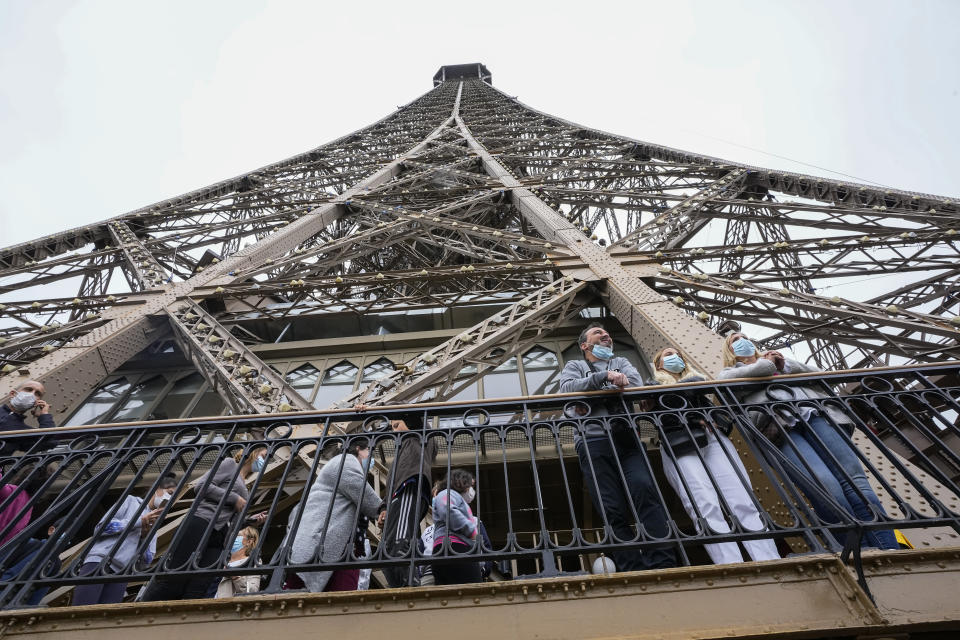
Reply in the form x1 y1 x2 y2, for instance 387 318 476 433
653 347 780 564
216 526 261 598
717 332 897 550
143 445 268 601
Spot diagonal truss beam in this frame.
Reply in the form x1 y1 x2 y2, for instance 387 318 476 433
21 84 464 412
166 299 312 414
346 276 590 405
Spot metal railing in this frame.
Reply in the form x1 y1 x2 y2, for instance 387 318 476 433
1 363 959 609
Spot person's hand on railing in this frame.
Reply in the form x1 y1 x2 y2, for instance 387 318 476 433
606 370 629 388
353 403 368 412
762 350 785 372
377 510 386 528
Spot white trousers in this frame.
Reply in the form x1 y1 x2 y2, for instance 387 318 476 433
662 431 780 565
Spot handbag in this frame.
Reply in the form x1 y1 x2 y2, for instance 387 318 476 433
658 410 708 456
746 409 786 446
661 424 709 456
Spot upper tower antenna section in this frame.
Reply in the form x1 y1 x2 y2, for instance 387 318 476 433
433 63 492 86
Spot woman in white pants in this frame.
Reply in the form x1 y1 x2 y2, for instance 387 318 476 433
652 348 779 565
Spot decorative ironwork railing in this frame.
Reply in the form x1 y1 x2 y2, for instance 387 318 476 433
1 363 959 609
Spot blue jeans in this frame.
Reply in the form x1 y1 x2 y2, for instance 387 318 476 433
577 437 677 571
778 415 897 550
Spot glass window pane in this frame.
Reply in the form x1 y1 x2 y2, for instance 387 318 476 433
482 357 520 399
313 361 359 409
448 364 479 402
190 387 225 418
362 358 394 382
112 376 168 422
312 384 353 409
151 373 205 420
523 347 560 395
67 378 131 426
322 361 359 384
286 364 321 399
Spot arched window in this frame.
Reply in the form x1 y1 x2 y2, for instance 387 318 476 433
286 364 321 402
361 358 395 382
312 361 359 409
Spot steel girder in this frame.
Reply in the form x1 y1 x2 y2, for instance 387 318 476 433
0 82 463 412
3 72 960 417
344 276 590 406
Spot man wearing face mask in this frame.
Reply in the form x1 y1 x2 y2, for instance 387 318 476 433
559 323 677 573
1 380 55 456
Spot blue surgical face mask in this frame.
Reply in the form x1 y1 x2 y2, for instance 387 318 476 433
591 344 614 360
731 338 756 357
252 455 265 473
231 536 244 553
662 354 686 373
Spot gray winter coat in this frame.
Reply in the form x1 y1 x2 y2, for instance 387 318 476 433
192 458 249 531
717 358 850 427
432 489 477 544
289 453 381 592
558 356 644 442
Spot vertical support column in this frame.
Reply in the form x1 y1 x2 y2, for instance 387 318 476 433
456 116 725 375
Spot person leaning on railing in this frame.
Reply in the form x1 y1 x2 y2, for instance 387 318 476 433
141 445 268 601
651 348 780 565
289 438 381 593
717 332 898 550
71 474 177 606
558 322 677 573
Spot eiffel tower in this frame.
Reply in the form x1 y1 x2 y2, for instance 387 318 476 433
2 62 960 638
1 62 957 418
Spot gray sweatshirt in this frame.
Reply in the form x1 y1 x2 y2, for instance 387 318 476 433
718 358 849 427
558 356 644 442
192 458 249 531
83 494 158 572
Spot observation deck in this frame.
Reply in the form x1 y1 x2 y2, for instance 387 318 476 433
433 63 492 86
1 364 960 638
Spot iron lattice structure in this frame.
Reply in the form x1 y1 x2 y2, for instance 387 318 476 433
1 64 959 415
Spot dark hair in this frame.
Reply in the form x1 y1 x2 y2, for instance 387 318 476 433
159 473 178 490
442 469 474 494
345 438 370 457
5 461 52 498
578 322 606 346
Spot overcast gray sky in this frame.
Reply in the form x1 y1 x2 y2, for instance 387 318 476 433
1 0 957 247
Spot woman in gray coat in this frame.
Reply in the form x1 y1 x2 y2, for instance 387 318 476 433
290 439 380 592
718 332 897 549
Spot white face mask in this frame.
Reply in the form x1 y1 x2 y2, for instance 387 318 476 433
156 492 172 505
10 391 36 413
462 487 476 503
